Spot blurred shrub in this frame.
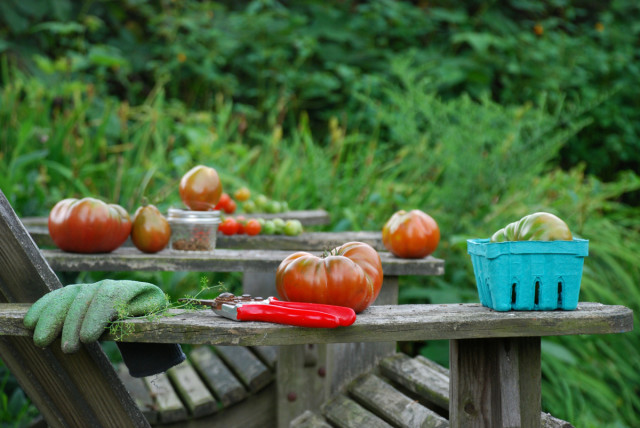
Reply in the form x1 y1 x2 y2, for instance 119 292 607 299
1 0 638 183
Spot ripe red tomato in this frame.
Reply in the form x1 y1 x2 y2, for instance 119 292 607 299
382 209 440 259
214 193 236 214
48 197 132 253
235 216 246 234
131 204 171 253
218 217 239 235
275 241 383 313
245 219 261 236
179 165 223 211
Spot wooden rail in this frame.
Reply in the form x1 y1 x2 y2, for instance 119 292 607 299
1 302 631 346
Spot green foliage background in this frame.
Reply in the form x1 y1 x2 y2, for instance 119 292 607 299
1 1 639 427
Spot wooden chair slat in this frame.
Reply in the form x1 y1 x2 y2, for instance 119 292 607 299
349 373 449 428
117 364 159 425
143 372 188 424
379 353 450 410
189 346 247 407
166 360 218 418
322 394 393 428
215 346 273 392
251 345 278 370
290 410 333 428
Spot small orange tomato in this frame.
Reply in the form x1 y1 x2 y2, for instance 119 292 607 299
234 187 251 202
179 165 223 211
131 204 171 253
382 209 440 259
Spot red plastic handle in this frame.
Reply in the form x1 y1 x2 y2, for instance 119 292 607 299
236 305 345 328
268 299 356 326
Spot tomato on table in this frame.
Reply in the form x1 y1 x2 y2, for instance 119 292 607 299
275 241 383 313
131 204 171 253
218 217 239 235
48 197 132 253
245 219 261 236
382 209 440 259
179 165 223 211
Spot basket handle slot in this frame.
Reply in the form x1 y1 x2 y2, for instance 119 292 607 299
557 279 564 306
511 283 517 304
534 280 540 306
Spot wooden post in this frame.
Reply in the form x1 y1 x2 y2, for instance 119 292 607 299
449 337 541 428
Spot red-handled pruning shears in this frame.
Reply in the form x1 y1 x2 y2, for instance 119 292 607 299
178 292 356 328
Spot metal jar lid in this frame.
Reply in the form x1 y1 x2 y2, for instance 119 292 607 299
167 208 221 224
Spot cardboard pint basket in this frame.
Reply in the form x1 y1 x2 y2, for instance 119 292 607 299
467 238 589 311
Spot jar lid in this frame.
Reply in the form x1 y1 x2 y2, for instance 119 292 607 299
167 207 221 224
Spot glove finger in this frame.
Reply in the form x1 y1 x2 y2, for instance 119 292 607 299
80 280 167 344
61 282 101 353
30 285 84 348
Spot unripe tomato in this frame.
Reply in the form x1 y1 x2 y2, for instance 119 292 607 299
179 165 223 211
131 204 171 253
382 209 440 259
48 197 132 253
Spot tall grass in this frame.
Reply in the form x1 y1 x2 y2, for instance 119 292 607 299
1 62 639 427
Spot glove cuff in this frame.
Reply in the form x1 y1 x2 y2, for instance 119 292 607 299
116 342 186 378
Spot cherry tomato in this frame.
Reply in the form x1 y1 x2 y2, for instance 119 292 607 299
235 216 246 234
131 204 171 253
179 165 223 211
218 217 239 235
245 219 261 236
214 193 232 211
48 197 131 253
382 209 440 258
234 187 251 202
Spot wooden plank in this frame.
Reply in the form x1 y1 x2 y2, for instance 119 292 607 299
189 346 247 407
154 383 277 428
166 360 218 418
277 344 328 428
40 247 445 277
449 337 541 428
290 410 332 428
0 303 632 346
251 345 278 370
322 394 392 428
0 190 149 428
28 227 382 251
215 346 273 392
143 372 188 424
349 373 449 428
117 364 159 424
379 353 449 410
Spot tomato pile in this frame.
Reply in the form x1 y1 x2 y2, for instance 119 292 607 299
47 164 303 253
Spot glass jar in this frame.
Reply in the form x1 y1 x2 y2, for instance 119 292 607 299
167 208 221 253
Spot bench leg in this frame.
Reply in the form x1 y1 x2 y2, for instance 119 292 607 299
449 337 541 428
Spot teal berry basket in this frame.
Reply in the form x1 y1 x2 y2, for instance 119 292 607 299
467 238 589 311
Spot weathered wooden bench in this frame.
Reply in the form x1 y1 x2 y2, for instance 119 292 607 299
2 193 634 427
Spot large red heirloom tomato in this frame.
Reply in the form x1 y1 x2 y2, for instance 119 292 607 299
275 241 383 313
48 197 132 253
382 209 440 259
179 165 223 211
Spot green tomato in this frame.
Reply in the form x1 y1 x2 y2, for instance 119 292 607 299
283 219 303 236
243 200 256 213
261 220 276 235
272 218 286 234
490 212 572 242
280 201 289 212
254 195 269 210
265 200 281 214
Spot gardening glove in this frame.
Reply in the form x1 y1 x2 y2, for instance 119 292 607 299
24 280 186 377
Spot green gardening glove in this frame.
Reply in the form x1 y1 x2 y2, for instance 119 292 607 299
24 279 168 353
